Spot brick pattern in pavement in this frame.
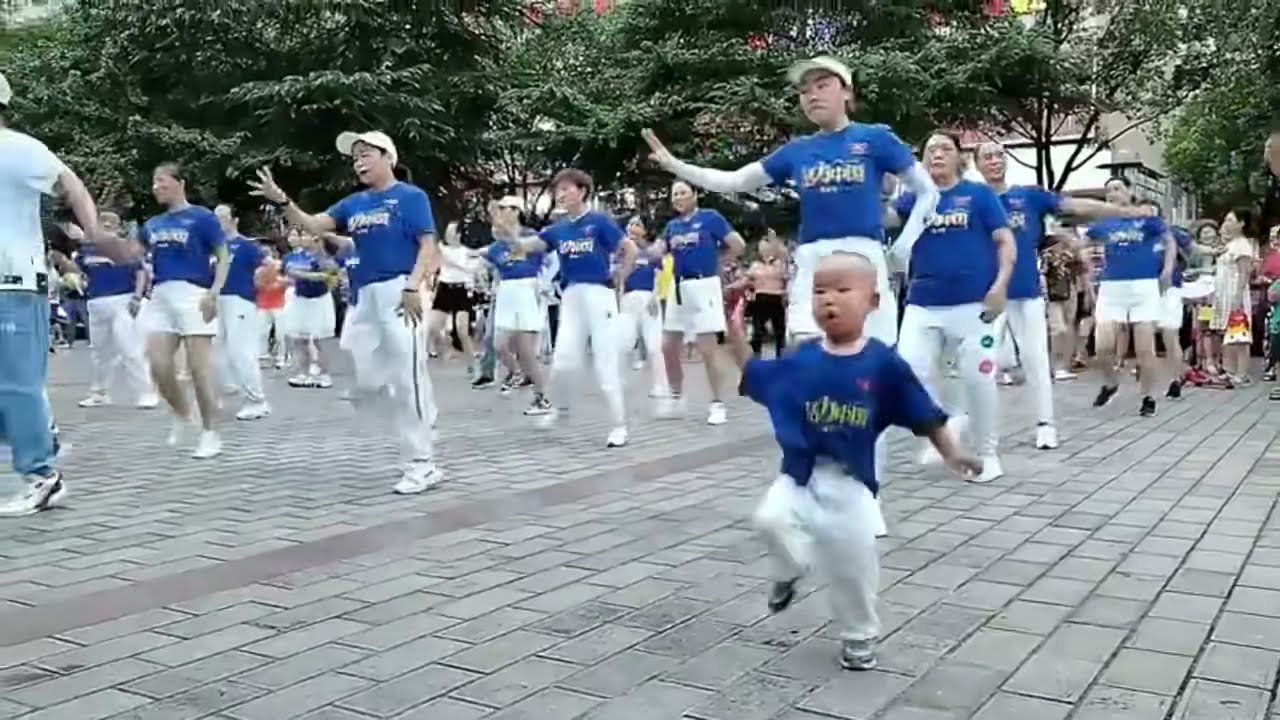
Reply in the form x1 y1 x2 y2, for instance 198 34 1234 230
1 349 1279 719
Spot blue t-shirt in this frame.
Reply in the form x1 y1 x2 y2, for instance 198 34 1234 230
284 248 331 299
625 255 657 292
740 339 947 495
220 235 265 303
140 205 224 288
761 123 915 245
538 211 624 287
1085 217 1167 282
896 180 1009 307
1167 226 1192 288
75 245 139 299
999 185 1061 300
661 209 732 279
487 241 543 281
325 182 435 285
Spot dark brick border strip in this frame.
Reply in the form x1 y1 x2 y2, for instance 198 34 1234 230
0 435 769 648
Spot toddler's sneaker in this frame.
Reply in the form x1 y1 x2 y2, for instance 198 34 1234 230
840 639 877 671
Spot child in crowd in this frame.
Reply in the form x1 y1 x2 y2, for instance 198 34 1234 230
725 251 980 671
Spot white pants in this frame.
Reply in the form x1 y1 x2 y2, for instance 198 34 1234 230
1158 286 1183 331
86 294 151 401
664 276 725 336
282 290 336 340
258 307 284 358
494 278 542 333
349 277 436 462
788 237 898 343
753 465 882 642
215 296 266 403
619 289 667 392
551 283 624 425
898 302 1000 456
997 296 1053 425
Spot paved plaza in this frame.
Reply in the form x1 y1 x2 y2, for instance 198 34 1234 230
3 349 1280 719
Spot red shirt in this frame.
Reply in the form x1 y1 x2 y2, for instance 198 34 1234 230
1260 249 1280 282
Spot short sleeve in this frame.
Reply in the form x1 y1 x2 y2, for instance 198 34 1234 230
760 140 797 186
24 137 66 195
1034 186 1062 216
402 187 436 238
738 356 790 406
1084 222 1103 242
485 243 502 266
892 192 917 220
872 126 915 175
704 210 731 244
138 223 151 249
976 187 1010 235
595 214 624 254
324 195 354 233
879 349 947 436
1145 216 1169 241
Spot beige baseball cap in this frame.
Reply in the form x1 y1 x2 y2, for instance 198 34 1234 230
787 56 853 87
0 71 12 107
335 130 398 166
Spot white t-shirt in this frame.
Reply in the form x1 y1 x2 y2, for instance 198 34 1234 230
0 128 66 292
437 244 473 285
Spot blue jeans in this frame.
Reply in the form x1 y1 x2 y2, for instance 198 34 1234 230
0 291 54 482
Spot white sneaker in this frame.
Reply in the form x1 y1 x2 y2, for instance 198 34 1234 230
1035 424 1059 450
971 454 1004 484
393 461 444 494
192 431 222 459
167 418 195 447
655 395 687 419
0 473 64 516
78 393 111 408
236 402 272 421
313 374 334 389
631 359 644 371
1053 369 1077 381
606 426 629 448
706 402 727 426
274 358 286 369
649 385 669 399
135 394 160 409
536 408 560 429
287 373 312 387
919 415 968 465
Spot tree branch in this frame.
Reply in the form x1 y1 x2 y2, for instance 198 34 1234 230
1054 109 1101 191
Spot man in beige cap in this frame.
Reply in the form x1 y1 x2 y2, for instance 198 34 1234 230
0 71 129 515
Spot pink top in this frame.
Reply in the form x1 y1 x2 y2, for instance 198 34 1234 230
748 258 787 295
1260 249 1280 282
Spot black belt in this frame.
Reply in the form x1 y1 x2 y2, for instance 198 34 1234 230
674 273 710 304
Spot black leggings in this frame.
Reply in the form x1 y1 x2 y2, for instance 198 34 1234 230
749 294 786 357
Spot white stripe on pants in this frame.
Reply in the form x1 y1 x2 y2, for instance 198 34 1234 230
550 283 624 424
617 289 667 393
216 295 266 403
997 296 1053 424
351 277 435 461
752 464 881 641
86 294 151 400
897 302 1000 456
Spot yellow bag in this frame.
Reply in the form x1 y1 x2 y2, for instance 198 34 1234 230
1196 306 1214 322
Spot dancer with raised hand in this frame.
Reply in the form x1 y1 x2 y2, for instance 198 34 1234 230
973 142 1151 450
248 130 442 494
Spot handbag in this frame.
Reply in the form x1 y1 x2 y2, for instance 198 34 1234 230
1224 309 1252 345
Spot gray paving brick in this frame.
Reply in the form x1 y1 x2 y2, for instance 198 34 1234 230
442 630 561 673
233 644 369 689
337 634 471 682
685 672 812 720
559 649 676 698
9 657 164 708
18 689 149 720
583 680 711 720
540 623 653 666
139 625 275 667
223 672 371 720
109 680 266 719
1128 617 1210 656
452 656 579 708
971 693 1070 720
336 610 457 651
484 687 600 720
1212 612 1280 650
1173 678 1270 720
123 651 272 699
1193 642 1280 690
1098 647 1193 695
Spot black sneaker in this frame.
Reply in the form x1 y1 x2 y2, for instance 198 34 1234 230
498 373 519 394
524 394 552 416
767 579 797 613
1140 396 1157 416
471 375 495 389
1093 385 1119 407
1166 380 1182 399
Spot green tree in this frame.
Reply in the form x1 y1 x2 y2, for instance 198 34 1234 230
1 0 522 225
938 0 1216 190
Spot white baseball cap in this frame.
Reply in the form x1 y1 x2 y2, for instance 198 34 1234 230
496 195 523 210
0 71 12 107
335 130 398 166
787 56 853 88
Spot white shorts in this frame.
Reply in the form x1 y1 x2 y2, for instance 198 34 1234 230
142 280 218 337
788 237 898 342
494 277 542 333
282 290 336 340
664 275 725 336
1096 279 1162 325
1158 286 1183 330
